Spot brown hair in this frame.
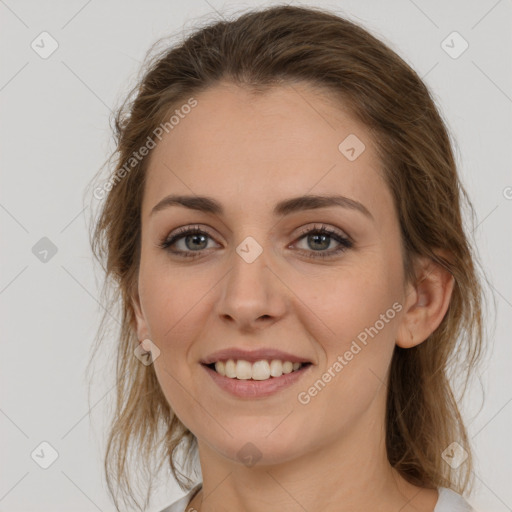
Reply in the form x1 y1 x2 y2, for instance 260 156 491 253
86 4 489 511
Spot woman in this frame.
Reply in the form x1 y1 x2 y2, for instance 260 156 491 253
88 5 485 511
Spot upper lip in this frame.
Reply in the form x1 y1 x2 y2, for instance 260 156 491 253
201 348 313 365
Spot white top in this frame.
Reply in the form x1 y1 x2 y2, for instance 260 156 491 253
159 483 475 512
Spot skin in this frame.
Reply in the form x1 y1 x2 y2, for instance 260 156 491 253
132 81 454 512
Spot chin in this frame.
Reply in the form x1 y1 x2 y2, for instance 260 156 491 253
204 424 310 467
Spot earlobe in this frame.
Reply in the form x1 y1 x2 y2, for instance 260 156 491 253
396 255 455 349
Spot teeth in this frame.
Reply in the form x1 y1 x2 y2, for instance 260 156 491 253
270 359 283 377
213 359 304 380
236 360 253 380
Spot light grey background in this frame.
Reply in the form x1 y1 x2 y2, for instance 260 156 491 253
1 0 511 511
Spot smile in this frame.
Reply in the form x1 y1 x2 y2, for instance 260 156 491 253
208 359 310 380
202 360 313 399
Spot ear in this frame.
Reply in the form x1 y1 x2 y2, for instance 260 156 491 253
396 251 455 348
131 285 150 342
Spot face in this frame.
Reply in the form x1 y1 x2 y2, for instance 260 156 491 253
132 81 410 466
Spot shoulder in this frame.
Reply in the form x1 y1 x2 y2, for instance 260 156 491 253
158 483 202 512
434 487 476 512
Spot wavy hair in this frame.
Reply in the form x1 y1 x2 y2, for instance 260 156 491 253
86 5 490 511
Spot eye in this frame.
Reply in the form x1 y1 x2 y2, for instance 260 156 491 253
158 225 219 258
292 224 353 259
158 223 353 259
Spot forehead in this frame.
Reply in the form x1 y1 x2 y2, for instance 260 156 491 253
143 81 390 219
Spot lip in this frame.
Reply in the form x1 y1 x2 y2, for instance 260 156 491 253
202 362 313 399
200 347 312 365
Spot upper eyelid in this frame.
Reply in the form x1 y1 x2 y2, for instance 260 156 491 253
294 223 350 240
163 223 350 247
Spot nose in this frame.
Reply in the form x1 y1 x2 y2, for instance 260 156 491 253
214 245 288 332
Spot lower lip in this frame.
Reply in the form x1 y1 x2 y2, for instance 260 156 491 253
202 364 312 399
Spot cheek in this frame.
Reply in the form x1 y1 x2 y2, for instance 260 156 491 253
290 268 400 440
139 257 214 344
291 256 402 402
335 272 400 344
138 260 218 414
299 260 401 350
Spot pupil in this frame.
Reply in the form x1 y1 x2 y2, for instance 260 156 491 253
309 234 329 250
187 234 207 250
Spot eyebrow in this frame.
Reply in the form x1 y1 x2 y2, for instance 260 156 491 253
150 193 373 220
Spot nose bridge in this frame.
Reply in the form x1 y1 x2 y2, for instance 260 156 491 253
215 235 286 328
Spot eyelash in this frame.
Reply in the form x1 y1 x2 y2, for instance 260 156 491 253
158 224 353 260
